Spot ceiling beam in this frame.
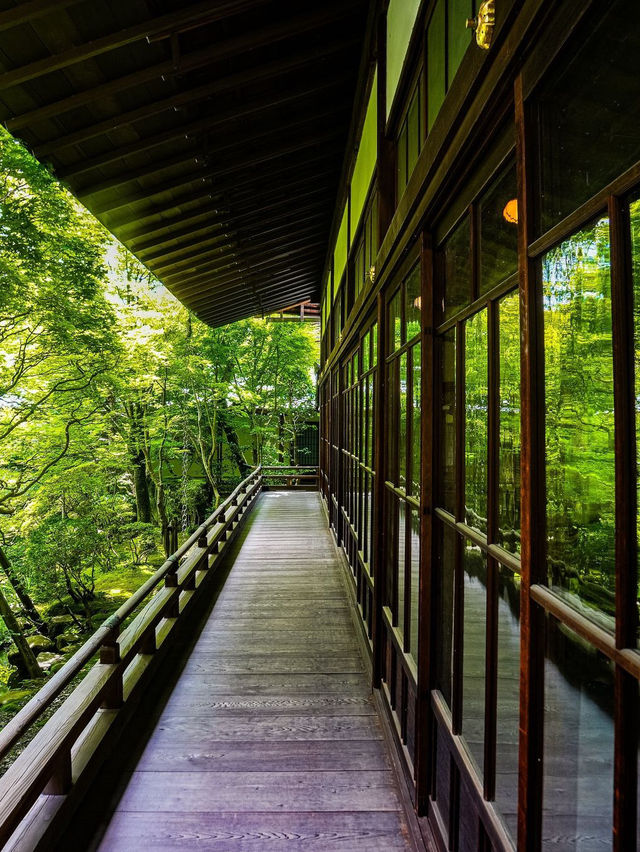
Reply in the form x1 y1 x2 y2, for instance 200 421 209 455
178 269 318 312
90 126 343 215
76 103 343 197
0 0 271 91
58 72 346 180
168 254 322 296
108 143 341 232
0 0 82 30
6 2 358 130
35 38 357 157
156 227 324 279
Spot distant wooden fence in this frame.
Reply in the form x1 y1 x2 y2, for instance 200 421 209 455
262 465 319 490
0 466 263 850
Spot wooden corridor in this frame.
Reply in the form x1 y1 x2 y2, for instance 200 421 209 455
89 492 417 851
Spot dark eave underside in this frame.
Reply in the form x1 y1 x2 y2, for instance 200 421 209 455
0 0 367 327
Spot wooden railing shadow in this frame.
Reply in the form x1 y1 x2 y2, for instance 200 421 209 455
0 466 264 851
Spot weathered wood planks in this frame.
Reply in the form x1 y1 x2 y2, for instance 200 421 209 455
94 493 416 851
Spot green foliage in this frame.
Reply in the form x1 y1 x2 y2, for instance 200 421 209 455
0 127 319 690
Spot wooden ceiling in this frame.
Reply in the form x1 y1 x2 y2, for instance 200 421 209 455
0 0 369 327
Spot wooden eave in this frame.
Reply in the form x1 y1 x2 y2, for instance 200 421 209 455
0 0 369 327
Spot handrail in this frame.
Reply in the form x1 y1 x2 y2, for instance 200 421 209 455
261 464 318 490
0 465 263 848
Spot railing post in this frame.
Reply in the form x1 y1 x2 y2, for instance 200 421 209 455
44 750 72 795
100 626 123 709
164 556 180 617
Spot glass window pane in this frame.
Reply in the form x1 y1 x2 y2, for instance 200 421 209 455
448 0 473 84
409 507 420 661
427 0 446 132
538 0 640 233
397 121 408 198
439 329 456 514
405 262 421 341
435 521 456 706
543 218 615 628
372 322 378 366
542 619 614 850
433 725 451 844
387 361 398 483
495 565 521 840
479 163 518 295
362 331 370 373
498 291 521 553
397 500 406 636
390 287 403 352
462 540 486 776
465 309 488 534
412 342 422 499
407 83 421 178
442 215 472 321
399 352 408 489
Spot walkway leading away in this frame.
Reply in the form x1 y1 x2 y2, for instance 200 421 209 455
94 492 416 851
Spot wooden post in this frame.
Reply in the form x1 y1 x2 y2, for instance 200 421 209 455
515 73 545 852
372 290 387 688
44 750 72 796
415 229 434 813
100 627 123 710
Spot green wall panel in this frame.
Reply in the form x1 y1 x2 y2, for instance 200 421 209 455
386 0 421 118
350 70 378 238
333 203 349 296
448 0 472 83
427 0 446 131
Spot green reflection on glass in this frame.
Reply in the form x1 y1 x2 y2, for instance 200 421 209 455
499 291 521 553
543 217 615 626
405 263 421 341
399 352 408 489
436 522 456 707
465 309 488 532
412 342 421 499
390 288 403 352
439 330 456 514
443 215 472 320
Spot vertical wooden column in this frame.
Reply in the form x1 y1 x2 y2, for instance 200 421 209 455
415 229 435 813
373 289 387 688
515 73 545 852
609 193 638 851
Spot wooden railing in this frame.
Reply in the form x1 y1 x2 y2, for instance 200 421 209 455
262 465 319 490
0 466 263 850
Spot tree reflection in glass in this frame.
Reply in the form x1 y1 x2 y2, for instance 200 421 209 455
498 291 521 553
543 217 615 627
465 309 488 533
439 330 456 514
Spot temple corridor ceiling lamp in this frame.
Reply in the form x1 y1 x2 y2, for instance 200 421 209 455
503 198 518 224
466 0 495 50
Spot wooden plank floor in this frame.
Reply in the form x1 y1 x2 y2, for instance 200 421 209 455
95 492 416 851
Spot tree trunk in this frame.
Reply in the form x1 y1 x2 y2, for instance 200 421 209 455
132 448 151 523
0 543 50 636
220 408 250 477
0 584 43 680
278 413 285 463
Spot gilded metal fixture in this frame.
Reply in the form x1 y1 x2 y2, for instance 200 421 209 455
369 265 376 283
466 0 495 50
